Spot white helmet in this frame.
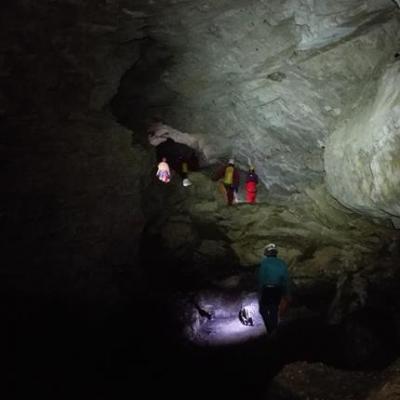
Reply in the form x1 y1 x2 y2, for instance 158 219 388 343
228 158 235 165
182 178 192 187
264 243 277 253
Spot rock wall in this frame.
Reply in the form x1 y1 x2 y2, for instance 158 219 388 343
3 0 399 302
124 0 399 195
0 1 152 300
325 62 400 223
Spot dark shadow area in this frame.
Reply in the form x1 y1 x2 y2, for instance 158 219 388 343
138 219 242 292
275 313 399 371
6 292 283 399
109 39 176 143
155 138 199 174
6 263 400 400
339 307 400 370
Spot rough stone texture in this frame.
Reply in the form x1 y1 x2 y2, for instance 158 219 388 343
0 1 151 300
147 122 215 165
268 357 400 400
143 169 398 309
269 361 382 400
123 0 400 198
367 358 400 400
2 115 150 301
325 62 400 222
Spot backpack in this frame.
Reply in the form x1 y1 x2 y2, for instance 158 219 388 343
223 165 234 185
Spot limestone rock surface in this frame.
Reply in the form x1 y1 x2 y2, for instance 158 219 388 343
124 0 400 199
325 63 400 222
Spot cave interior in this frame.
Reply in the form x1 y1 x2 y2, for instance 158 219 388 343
3 1 400 399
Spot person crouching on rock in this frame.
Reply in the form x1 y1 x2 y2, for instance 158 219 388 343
156 157 171 183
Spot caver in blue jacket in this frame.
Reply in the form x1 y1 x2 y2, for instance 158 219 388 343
257 243 290 334
258 255 289 295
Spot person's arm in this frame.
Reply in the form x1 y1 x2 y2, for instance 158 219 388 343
279 263 291 317
258 258 268 289
257 263 263 298
281 263 290 296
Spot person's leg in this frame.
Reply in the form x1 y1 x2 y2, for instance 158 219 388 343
225 185 234 205
259 288 273 334
279 295 290 319
246 190 251 203
268 303 279 333
160 171 169 183
259 287 282 334
232 186 239 203
258 301 271 332
259 303 278 334
219 182 227 201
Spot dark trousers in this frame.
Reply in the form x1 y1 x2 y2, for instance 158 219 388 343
259 286 282 334
224 184 234 205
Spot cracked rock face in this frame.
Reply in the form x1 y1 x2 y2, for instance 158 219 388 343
325 62 400 223
130 0 400 207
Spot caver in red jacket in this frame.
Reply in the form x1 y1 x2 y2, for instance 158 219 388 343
245 169 258 204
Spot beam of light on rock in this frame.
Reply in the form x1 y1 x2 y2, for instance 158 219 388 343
187 297 267 347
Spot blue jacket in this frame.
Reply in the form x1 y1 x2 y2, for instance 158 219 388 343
258 256 289 295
